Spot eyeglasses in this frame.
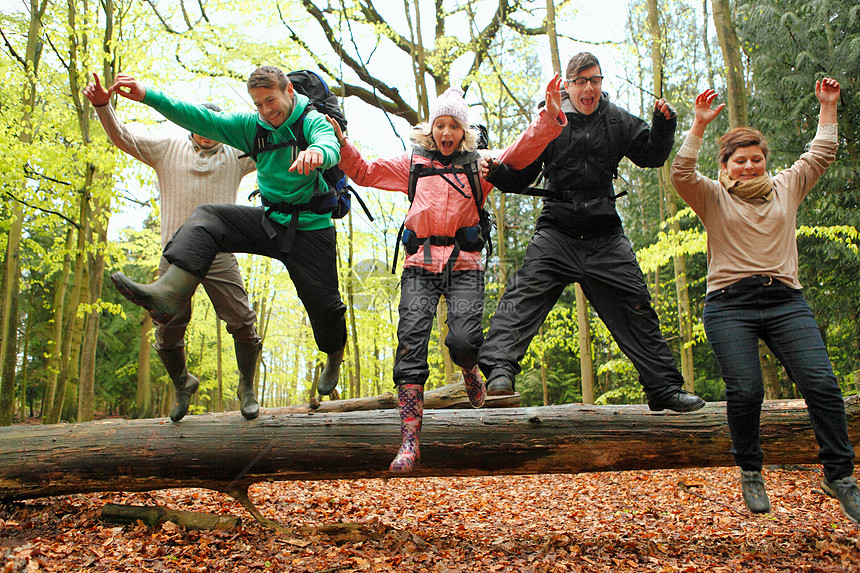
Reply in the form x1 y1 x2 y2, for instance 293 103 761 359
566 75 603 87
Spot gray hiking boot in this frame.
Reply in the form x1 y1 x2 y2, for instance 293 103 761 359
821 476 860 524
740 470 771 514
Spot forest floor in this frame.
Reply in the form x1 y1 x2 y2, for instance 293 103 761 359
1 466 858 572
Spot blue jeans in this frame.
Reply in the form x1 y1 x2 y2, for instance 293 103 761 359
703 278 854 481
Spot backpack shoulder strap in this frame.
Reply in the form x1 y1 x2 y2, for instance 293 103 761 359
603 101 624 178
239 122 274 160
292 104 313 150
406 147 422 203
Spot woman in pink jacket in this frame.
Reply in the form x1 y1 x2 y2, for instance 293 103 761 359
329 79 566 473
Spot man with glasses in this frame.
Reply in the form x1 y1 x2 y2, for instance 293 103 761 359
480 52 705 413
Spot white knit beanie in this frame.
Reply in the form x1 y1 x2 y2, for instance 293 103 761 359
430 87 469 126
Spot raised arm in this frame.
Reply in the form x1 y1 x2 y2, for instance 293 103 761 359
84 73 169 166
815 77 839 125
688 89 725 138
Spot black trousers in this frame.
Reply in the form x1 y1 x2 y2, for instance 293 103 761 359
393 268 484 386
478 227 684 402
163 204 346 353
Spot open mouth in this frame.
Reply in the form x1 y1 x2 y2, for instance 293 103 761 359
440 140 455 151
580 96 595 108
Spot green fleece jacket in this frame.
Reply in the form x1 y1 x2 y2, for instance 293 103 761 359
142 89 340 230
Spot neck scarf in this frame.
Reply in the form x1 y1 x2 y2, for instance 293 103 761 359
719 170 773 202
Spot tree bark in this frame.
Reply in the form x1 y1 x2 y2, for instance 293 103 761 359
711 0 748 128
134 315 153 419
42 228 75 422
2 396 856 503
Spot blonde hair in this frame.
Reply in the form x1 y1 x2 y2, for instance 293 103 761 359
410 117 478 153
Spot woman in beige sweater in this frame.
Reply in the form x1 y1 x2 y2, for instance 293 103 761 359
670 78 858 524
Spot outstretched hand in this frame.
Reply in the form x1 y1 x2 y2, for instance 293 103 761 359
815 77 840 106
543 73 563 120
83 73 110 107
290 149 324 175
326 115 346 145
108 73 147 102
689 89 725 136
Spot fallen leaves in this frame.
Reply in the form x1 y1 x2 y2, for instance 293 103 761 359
0 467 858 572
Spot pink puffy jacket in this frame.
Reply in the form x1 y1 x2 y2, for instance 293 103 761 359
339 107 566 273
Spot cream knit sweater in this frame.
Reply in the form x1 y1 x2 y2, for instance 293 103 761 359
95 104 256 247
670 124 838 293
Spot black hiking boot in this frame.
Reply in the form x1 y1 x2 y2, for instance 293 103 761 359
648 390 705 412
740 470 771 514
821 476 860 524
486 374 514 396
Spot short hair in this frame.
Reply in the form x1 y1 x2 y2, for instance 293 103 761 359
200 102 222 113
718 127 770 164
247 66 290 91
566 52 601 79
410 116 479 153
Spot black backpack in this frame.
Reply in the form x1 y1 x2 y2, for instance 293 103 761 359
392 146 493 274
241 69 372 223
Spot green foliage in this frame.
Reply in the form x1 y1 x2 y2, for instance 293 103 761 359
2 0 858 422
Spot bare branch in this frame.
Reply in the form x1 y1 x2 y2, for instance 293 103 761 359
280 1 419 124
3 190 80 230
0 27 27 69
143 0 182 34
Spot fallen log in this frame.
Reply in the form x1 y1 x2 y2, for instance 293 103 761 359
2 397 857 530
99 503 240 530
283 380 520 414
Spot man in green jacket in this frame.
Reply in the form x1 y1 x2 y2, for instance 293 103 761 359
108 66 347 402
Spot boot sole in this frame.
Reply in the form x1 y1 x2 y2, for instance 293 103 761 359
111 273 174 325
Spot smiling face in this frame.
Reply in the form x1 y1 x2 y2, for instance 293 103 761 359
249 84 295 128
431 115 465 156
722 145 767 181
564 64 602 116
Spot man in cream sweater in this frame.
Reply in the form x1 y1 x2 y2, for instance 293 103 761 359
85 74 262 423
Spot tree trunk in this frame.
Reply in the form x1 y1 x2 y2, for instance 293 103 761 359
42 228 75 421
575 285 594 404
0 0 47 426
0 267 20 426
346 211 361 399
77 220 108 423
648 0 695 391
711 0 748 128
216 315 223 412
47 196 90 424
134 316 153 419
18 296 33 418
2 396 856 504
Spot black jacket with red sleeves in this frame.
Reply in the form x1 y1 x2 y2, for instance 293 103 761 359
488 93 676 238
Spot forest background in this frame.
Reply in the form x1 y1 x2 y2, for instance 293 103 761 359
0 0 857 426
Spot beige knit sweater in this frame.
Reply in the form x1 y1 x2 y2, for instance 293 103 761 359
670 124 838 293
95 104 256 247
